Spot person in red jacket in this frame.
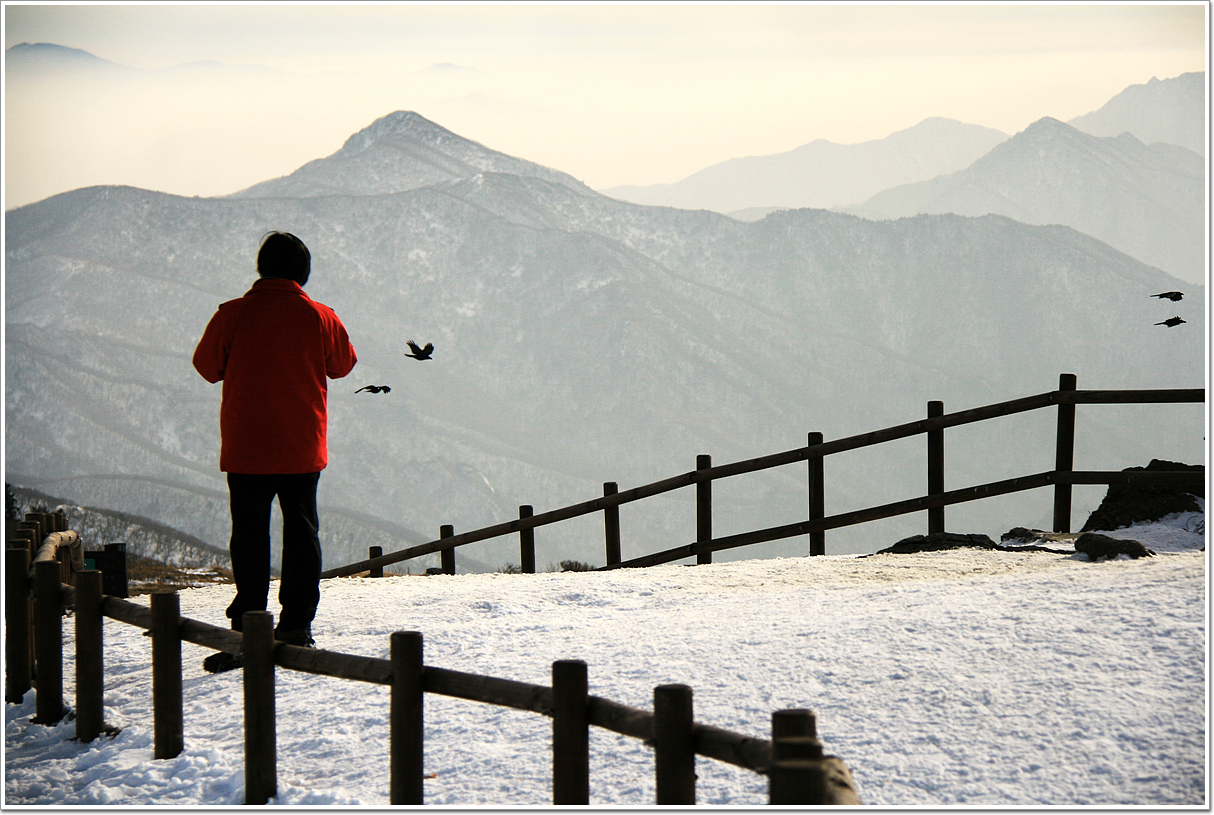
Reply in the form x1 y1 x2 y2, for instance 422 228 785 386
193 231 357 672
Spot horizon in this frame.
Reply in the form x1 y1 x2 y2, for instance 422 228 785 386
3 3 1207 211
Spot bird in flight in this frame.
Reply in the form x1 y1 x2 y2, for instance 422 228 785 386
404 340 434 360
1155 316 1186 328
1151 291 1184 301
355 385 392 394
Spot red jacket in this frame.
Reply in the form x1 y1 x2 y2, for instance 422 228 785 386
193 278 357 474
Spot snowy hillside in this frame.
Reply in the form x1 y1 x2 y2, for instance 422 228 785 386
3 508 1205 806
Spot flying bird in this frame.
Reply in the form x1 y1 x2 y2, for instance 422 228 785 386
404 340 434 361
1155 316 1186 328
1151 291 1184 301
355 385 392 393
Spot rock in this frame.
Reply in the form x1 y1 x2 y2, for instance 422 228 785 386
1080 459 1203 533
877 532 999 555
1074 532 1155 561
1001 527 1043 543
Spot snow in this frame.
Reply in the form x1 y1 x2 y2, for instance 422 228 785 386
4 508 1206 807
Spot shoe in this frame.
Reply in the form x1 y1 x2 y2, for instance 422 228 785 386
203 651 243 674
274 626 315 648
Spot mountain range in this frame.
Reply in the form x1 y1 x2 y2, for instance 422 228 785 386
842 116 1205 285
601 117 1010 216
4 81 1206 572
603 72 1205 287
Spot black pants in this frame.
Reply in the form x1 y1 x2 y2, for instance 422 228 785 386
225 472 322 633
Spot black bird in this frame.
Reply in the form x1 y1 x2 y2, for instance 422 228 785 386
1155 316 1186 328
1152 291 1184 301
404 340 434 361
355 385 392 394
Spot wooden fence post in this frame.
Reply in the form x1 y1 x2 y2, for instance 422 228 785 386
390 631 424 805
772 708 816 741
151 592 184 759
768 708 825 804
369 546 383 578
440 525 455 575
6 546 32 704
808 433 825 556
696 456 712 565
552 659 589 804
55 541 70 584
243 610 277 805
519 506 535 574
31 513 48 541
12 527 37 561
74 570 104 742
654 684 696 804
104 543 129 598
1054 373 1077 533
927 401 945 534
603 483 621 567
23 514 45 553
32 559 64 724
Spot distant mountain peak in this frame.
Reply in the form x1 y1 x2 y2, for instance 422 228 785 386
338 111 455 151
1015 116 1095 145
5 41 128 72
1067 71 1205 156
6 41 83 57
1013 116 1147 153
231 109 592 199
1023 116 1067 131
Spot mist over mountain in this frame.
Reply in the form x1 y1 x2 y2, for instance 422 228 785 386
5 111 1204 573
840 117 1205 285
600 118 1009 216
4 42 132 75
599 72 1205 288
3 42 335 211
1068 72 1205 157
4 41 281 80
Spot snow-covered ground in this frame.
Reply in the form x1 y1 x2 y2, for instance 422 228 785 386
4 506 1206 807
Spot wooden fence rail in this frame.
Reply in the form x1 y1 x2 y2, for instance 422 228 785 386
322 373 1204 578
8 554 860 805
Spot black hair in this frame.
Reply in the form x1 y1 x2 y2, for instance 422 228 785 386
257 231 311 286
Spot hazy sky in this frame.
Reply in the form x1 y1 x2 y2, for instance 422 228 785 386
3 3 1208 209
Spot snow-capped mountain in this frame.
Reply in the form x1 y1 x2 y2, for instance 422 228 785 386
232 111 594 200
840 117 1205 285
600 117 1009 216
4 112 1203 573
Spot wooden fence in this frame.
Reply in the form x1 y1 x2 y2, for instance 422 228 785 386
6 372 1203 805
5 529 860 805
322 373 1205 577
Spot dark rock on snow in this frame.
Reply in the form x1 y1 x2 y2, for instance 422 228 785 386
1080 459 1203 533
1074 532 1155 561
878 460 1199 559
877 532 1000 554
